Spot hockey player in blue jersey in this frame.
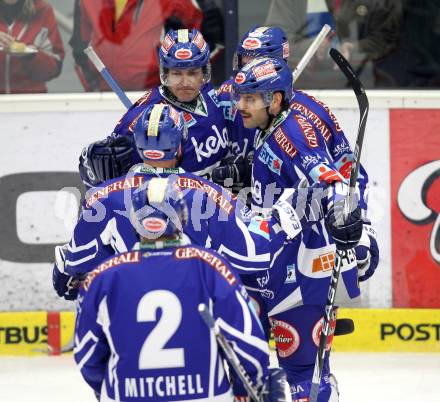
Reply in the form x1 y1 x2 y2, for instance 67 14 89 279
78 28 231 187
73 176 287 401
213 26 370 217
53 103 319 301
231 57 372 401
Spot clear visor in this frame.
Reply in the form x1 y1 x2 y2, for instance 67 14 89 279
160 65 211 87
231 91 273 111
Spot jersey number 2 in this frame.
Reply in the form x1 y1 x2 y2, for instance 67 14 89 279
137 290 185 369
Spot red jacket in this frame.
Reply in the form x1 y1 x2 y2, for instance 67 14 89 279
71 0 203 92
0 0 65 94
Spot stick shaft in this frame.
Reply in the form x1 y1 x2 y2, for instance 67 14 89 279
198 304 261 402
83 46 133 109
292 24 331 83
310 48 369 402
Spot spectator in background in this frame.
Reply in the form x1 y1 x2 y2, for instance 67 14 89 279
335 0 403 87
69 0 204 92
265 0 403 88
399 0 440 87
265 0 345 88
0 0 64 94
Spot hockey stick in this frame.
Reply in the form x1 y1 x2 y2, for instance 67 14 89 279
198 303 262 402
83 46 133 109
292 24 331 84
309 48 369 402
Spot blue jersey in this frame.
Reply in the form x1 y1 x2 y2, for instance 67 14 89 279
215 83 369 214
216 80 256 160
249 108 360 311
60 165 288 280
113 84 230 179
251 108 343 215
290 90 369 214
74 246 269 401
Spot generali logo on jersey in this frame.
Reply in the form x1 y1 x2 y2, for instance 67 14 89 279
290 101 332 142
85 176 144 207
293 114 319 148
175 247 236 285
274 126 297 158
83 251 141 291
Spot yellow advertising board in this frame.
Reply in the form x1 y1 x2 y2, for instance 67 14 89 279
1 309 439 355
333 308 440 352
0 311 75 356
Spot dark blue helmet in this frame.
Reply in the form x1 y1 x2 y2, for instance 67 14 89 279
235 26 289 70
131 176 188 239
232 57 293 104
134 104 187 161
159 29 211 83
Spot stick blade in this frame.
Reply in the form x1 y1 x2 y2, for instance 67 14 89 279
329 48 366 98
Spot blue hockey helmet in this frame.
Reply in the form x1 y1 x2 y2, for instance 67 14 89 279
134 104 187 161
235 26 289 70
131 176 188 239
159 28 211 83
232 57 293 106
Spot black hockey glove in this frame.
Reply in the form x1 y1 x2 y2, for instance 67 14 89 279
78 135 136 188
211 154 245 189
325 200 363 250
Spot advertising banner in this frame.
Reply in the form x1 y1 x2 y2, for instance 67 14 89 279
390 109 440 307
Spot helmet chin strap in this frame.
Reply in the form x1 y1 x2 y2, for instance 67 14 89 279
262 106 275 130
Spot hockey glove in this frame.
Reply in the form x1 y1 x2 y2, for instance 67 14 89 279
325 202 363 250
52 245 83 300
78 135 136 188
355 224 379 281
212 154 245 189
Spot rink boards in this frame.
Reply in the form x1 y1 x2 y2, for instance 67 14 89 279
0 92 439 314
0 308 439 356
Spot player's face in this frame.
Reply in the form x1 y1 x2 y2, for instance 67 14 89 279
235 93 270 129
166 68 204 102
